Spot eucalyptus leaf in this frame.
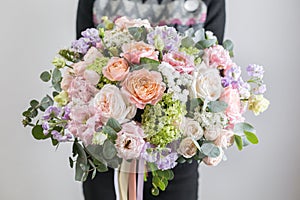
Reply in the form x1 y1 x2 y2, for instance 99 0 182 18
176 156 186 164
75 162 85 182
207 101 228 113
234 122 256 136
74 142 88 165
195 39 216 49
234 134 243 151
39 95 54 111
85 145 107 164
103 140 117 160
102 126 117 141
92 168 97 180
53 82 62 92
69 157 74 168
223 40 234 51
30 100 39 108
189 98 203 113
181 36 195 48
52 68 62 84
244 131 259 144
40 71 51 82
200 143 220 158
32 125 48 140
106 118 122 132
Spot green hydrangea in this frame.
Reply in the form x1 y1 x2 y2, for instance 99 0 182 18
142 93 186 147
86 57 109 75
180 46 200 56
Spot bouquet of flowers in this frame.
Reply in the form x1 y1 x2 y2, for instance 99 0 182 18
22 16 270 198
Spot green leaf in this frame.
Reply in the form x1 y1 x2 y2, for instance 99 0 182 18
151 187 159 196
96 162 108 172
102 126 117 141
59 49 79 62
106 118 122 132
74 142 88 165
85 145 107 165
51 137 59 146
30 100 39 108
140 57 160 70
176 156 186 164
189 98 203 113
244 131 259 144
52 82 62 92
223 40 234 51
234 122 256 135
102 140 117 160
153 176 166 191
207 101 228 113
52 68 62 84
200 143 220 158
32 125 48 140
195 39 217 50
92 168 97 180
52 91 59 97
40 71 51 82
234 134 243 151
39 95 54 111
128 26 147 41
181 36 195 48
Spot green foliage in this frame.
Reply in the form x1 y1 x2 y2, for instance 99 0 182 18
200 143 220 158
151 168 174 196
102 140 117 160
58 49 80 62
223 39 234 57
106 118 122 132
234 134 243 151
32 125 49 140
195 39 217 50
181 36 195 48
73 141 89 182
244 131 259 144
140 57 160 71
40 71 51 82
207 101 228 113
128 26 148 41
39 95 54 112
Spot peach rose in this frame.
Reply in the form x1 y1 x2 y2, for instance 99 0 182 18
102 57 130 81
219 86 245 127
121 41 159 64
121 69 166 109
214 129 234 148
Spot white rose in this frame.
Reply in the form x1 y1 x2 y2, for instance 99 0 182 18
203 148 224 166
191 66 222 101
214 129 234 148
204 125 222 141
94 84 137 123
182 117 204 140
178 137 198 158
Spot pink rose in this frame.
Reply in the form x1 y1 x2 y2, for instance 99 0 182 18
102 57 130 81
121 41 159 64
83 70 100 85
61 68 73 91
203 45 232 71
121 69 166 109
115 122 145 160
219 86 245 128
162 51 195 74
72 61 87 76
68 77 98 103
115 16 152 30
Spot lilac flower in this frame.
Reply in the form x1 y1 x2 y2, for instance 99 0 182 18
246 64 264 79
51 130 72 142
147 26 181 52
226 64 241 80
43 106 61 121
81 28 101 46
253 84 267 94
156 150 178 170
141 143 158 163
221 77 231 87
42 122 50 135
71 38 90 54
61 106 71 120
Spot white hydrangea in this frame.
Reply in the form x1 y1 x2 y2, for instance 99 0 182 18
103 30 133 49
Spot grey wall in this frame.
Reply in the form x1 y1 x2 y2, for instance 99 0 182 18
0 0 299 200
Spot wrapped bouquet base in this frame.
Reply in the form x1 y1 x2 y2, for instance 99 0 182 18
22 16 269 199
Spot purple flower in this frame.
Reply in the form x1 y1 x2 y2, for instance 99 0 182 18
156 150 178 170
246 64 264 79
253 84 267 94
221 77 231 87
141 143 158 163
62 106 71 120
147 26 181 52
51 130 72 142
71 38 90 54
226 64 241 80
81 28 101 46
42 122 50 135
43 106 61 121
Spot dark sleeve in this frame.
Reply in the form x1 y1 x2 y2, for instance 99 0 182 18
203 0 226 44
76 0 96 39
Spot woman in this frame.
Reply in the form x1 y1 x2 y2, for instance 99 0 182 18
76 0 225 199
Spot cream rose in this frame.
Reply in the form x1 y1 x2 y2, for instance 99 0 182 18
214 129 234 148
178 137 198 158
191 66 222 101
182 117 204 140
204 125 222 141
94 84 137 123
248 94 270 116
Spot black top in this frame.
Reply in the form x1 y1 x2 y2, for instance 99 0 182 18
76 0 226 43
